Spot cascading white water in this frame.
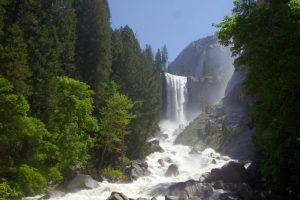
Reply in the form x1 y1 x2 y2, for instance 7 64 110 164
164 73 188 122
25 73 231 200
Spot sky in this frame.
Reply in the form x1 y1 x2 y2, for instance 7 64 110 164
108 0 234 62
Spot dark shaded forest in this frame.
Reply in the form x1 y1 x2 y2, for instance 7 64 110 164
216 0 300 196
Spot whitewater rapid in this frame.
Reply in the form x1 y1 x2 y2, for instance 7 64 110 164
26 121 230 200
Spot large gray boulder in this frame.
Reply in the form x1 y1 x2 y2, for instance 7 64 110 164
203 161 252 184
106 192 130 200
168 180 213 199
65 173 98 191
125 160 151 180
165 164 179 177
145 139 164 156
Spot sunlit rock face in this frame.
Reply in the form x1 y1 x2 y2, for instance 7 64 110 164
168 35 233 81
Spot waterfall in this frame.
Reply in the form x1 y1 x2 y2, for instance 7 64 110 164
164 73 188 123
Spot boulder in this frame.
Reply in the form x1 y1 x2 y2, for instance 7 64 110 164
168 180 213 199
218 192 241 200
107 192 130 200
125 160 151 180
164 157 172 163
203 161 252 185
65 173 98 191
145 139 164 155
165 196 181 200
165 164 179 177
158 159 165 167
189 146 203 154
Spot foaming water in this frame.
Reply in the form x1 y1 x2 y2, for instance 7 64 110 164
26 121 231 200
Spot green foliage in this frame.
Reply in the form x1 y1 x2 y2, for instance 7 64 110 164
0 77 51 196
49 76 98 175
216 0 300 195
0 24 31 96
16 165 47 196
0 0 163 196
95 91 135 168
100 167 129 182
0 179 18 200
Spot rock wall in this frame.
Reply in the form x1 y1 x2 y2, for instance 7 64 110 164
186 76 226 120
175 68 254 160
168 35 233 80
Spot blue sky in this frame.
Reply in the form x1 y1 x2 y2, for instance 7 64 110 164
108 0 234 61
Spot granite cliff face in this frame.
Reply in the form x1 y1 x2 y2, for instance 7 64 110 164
175 68 254 160
169 35 233 81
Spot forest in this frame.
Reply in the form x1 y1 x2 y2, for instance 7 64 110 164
0 0 168 197
216 0 300 196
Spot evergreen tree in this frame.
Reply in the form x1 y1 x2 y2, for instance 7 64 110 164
179 63 187 76
0 24 31 96
74 0 112 108
96 91 135 169
155 48 163 72
161 44 168 72
112 27 162 158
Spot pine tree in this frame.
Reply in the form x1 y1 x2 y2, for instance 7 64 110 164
161 44 168 72
74 0 112 108
155 48 163 72
111 27 162 158
0 24 31 96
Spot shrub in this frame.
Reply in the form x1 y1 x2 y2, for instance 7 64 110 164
100 167 128 182
16 165 47 196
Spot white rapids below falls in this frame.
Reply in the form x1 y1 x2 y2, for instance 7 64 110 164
25 73 232 200
26 121 232 200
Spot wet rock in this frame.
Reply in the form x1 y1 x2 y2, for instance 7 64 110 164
168 179 213 199
165 164 179 177
203 161 253 185
189 146 203 154
157 133 169 140
151 198 158 200
165 196 179 200
211 159 216 164
65 173 98 191
218 192 241 200
145 139 164 155
136 198 149 200
158 159 165 166
125 160 151 180
107 192 130 200
164 157 172 163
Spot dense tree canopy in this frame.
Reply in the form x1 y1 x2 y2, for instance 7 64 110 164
216 0 300 195
0 0 163 197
